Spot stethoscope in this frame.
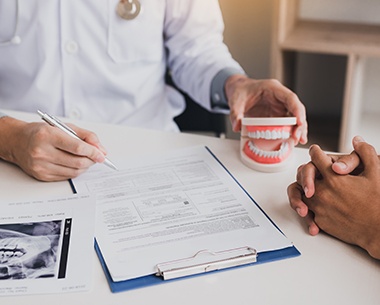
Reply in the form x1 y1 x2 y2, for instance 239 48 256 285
0 0 141 47
0 0 21 46
117 0 141 20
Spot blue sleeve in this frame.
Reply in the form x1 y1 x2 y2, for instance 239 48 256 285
210 68 245 112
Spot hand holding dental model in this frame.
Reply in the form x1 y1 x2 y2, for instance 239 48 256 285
224 76 308 172
225 76 308 146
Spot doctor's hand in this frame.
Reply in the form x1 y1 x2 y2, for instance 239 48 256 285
287 136 372 235
225 75 308 145
0 117 107 181
288 137 380 259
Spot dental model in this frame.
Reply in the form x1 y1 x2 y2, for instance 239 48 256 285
240 117 297 172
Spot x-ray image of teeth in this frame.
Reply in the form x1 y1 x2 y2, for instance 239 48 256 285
0 221 62 280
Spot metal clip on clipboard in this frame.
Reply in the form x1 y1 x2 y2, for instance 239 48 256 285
156 246 257 280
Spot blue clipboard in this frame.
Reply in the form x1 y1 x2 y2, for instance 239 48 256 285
95 240 300 293
70 146 301 293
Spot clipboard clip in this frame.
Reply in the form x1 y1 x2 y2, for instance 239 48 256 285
156 246 257 280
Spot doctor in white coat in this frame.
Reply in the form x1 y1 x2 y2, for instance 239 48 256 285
0 0 307 181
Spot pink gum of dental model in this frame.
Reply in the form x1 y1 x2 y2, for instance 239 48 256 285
240 117 297 172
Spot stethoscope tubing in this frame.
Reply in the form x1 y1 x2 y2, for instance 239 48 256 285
0 0 21 46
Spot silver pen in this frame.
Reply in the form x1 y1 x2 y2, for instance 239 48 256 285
37 110 118 170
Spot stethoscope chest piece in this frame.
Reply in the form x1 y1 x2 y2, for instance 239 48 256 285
117 0 141 20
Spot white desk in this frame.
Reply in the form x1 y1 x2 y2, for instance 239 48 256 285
1 110 379 305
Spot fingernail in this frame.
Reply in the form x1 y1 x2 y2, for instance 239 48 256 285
95 153 105 163
334 161 347 171
296 208 302 216
353 135 364 143
98 143 108 155
296 129 302 139
308 144 320 154
233 119 241 132
304 186 309 197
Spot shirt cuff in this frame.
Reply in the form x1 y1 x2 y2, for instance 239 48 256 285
0 112 8 119
210 67 245 111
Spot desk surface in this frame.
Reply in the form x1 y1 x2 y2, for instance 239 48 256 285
1 110 379 305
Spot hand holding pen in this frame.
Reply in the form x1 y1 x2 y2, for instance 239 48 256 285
38 110 117 171
0 111 116 181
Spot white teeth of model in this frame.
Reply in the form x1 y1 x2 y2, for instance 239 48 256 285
280 142 289 153
248 141 289 158
248 141 256 153
265 130 271 139
248 130 290 140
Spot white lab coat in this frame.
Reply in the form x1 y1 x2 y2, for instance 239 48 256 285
0 0 243 131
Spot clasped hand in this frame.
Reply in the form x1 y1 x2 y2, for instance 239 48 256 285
288 136 380 259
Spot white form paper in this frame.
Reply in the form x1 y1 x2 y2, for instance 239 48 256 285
0 194 95 296
73 146 293 282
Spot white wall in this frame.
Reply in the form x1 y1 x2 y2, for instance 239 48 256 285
299 0 380 25
299 0 380 115
362 58 380 113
